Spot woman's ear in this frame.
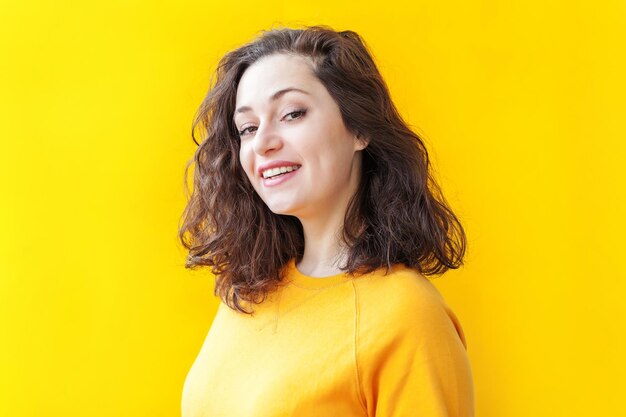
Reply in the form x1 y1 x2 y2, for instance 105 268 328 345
354 134 370 151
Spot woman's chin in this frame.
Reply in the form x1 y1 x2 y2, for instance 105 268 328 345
264 200 300 216
267 205 296 216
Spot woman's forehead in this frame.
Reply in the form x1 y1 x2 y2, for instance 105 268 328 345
235 54 319 105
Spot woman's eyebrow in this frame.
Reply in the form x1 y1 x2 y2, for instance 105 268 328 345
234 87 310 116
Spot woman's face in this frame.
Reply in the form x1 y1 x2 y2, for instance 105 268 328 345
235 53 367 219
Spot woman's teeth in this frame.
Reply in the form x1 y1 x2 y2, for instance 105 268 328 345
262 165 300 179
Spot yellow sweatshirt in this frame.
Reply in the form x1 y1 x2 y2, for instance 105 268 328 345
182 258 474 417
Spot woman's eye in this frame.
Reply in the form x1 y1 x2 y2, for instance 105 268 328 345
238 126 256 136
283 109 306 121
238 109 306 137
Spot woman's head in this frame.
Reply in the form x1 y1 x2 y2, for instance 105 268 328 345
235 52 368 219
180 25 466 314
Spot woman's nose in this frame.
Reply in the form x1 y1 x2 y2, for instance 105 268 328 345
252 121 283 155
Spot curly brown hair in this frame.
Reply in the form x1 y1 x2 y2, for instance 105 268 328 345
179 25 467 314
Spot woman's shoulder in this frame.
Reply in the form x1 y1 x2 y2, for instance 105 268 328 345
353 263 467 346
354 263 447 312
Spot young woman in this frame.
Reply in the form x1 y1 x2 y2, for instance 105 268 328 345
179 25 474 417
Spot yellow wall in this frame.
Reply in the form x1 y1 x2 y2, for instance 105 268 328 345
1 1 624 416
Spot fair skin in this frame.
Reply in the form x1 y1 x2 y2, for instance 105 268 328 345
234 53 368 277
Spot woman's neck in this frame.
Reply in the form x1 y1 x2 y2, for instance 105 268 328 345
294 149 362 278
296 212 349 278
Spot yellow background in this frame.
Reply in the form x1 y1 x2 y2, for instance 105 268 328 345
1 1 625 416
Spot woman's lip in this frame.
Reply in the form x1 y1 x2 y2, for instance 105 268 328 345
257 160 301 177
261 167 300 187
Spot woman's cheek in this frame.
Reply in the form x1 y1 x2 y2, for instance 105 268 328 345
238 150 253 183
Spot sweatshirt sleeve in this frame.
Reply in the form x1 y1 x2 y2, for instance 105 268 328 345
354 275 475 417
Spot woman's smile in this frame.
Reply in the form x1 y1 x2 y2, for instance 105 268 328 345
261 165 301 187
257 161 302 187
